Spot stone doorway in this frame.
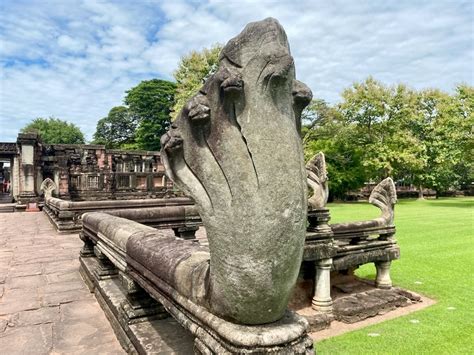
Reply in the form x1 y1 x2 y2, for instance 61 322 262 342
0 142 17 207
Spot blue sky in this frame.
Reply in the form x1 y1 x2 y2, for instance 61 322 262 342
0 0 472 142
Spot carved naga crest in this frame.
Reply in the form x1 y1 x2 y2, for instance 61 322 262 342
161 18 312 324
369 177 397 225
306 152 329 209
40 178 57 199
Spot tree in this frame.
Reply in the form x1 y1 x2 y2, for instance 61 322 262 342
124 79 176 151
411 87 473 196
21 117 85 144
92 106 137 149
172 44 222 120
339 78 425 183
303 99 368 199
453 84 474 190
303 79 473 199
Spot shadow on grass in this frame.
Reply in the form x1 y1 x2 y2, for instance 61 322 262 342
397 198 474 209
424 200 474 209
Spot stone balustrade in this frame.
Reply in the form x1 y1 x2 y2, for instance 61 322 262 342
43 195 201 235
301 152 400 323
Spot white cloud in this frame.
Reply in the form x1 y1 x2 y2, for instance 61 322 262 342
0 0 472 142
57 35 85 52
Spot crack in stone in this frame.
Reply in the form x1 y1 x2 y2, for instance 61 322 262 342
233 103 259 188
204 134 234 199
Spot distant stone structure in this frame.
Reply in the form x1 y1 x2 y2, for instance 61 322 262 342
0 132 172 208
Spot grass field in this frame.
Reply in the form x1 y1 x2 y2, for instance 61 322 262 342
316 197 474 354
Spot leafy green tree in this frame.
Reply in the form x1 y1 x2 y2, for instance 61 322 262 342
303 99 367 199
92 106 137 149
411 87 473 196
453 84 474 190
172 44 222 120
21 117 85 144
339 78 425 182
304 79 473 199
124 79 176 151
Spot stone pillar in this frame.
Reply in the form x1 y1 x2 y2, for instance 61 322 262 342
93 246 117 280
118 271 168 323
307 208 332 237
53 170 60 197
79 232 95 257
375 261 392 289
17 133 39 204
12 156 20 200
35 166 43 195
312 258 333 312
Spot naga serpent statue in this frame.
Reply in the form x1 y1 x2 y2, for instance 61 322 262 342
157 18 312 325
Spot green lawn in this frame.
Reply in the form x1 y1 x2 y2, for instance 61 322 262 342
316 197 474 354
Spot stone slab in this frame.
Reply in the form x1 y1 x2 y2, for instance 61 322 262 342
10 306 60 326
129 318 195 354
40 288 92 307
0 288 41 316
333 287 420 323
8 263 43 277
42 259 79 275
0 212 124 353
51 318 123 354
7 274 48 290
0 323 53 355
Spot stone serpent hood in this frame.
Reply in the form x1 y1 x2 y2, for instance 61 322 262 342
160 17 312 325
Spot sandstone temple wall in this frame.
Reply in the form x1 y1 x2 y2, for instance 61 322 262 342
1 133 173 207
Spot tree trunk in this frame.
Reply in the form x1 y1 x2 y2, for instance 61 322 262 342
418 185 424 199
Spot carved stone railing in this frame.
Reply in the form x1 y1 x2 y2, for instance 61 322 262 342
330 177 398 279
80 214 311 353
302 152 400 316
43 195 200 234
68 171 170 201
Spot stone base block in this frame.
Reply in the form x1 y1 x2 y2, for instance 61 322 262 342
332 287 422 324
43 206 80 233
295 276 422 331
79 256 98 292
296 310 334 332
80 256 194 354
128 265 314 354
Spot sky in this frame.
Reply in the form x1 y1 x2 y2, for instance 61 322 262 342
0 0 472 142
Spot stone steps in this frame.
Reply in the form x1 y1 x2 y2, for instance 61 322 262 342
0 204 15 213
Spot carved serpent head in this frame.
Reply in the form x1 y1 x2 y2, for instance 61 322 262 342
161 18 312 324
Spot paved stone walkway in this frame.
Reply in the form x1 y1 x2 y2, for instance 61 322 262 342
0 212 124 354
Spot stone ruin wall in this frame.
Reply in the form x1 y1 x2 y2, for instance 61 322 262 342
2 133 174 204
42 144 173 201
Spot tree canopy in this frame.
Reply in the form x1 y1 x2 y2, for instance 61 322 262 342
172 44 222 120
304 78 473 198
91 45 221 151
92 106 137 149
123 79 176 151
21 117 85 144
88 53 471 200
